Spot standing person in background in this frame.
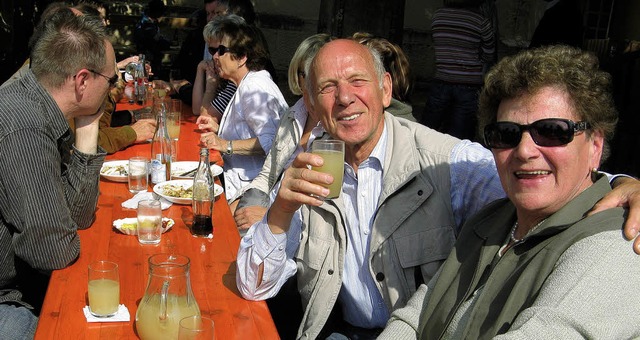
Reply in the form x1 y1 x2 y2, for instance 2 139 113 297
0 11 112 338
420 0 495 141
134 0 170 77
196 14 288 210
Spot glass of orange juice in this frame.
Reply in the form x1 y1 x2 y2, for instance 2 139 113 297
311 139 345 199
168 99 182 140
88 260 120 317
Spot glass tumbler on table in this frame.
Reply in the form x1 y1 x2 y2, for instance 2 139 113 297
128 157 149 194
178 315 215 340
137 199 162 244
88 260 120 317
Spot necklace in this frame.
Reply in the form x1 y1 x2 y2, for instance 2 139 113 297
509 219 547 244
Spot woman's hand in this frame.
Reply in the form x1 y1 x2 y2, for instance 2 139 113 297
196 115 219 133
199 132 224 152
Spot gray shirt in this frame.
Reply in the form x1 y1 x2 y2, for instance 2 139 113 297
0 70 105 308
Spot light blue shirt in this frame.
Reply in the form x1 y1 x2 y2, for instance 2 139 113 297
236 126 506 328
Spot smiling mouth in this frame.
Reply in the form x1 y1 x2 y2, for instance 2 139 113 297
514 170 551 178
338 113 361 122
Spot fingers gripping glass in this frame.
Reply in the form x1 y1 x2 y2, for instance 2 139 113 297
88 69 119 88
483 118 591 149
208 45 231 56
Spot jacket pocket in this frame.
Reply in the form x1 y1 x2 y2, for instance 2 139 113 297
394 226 455 267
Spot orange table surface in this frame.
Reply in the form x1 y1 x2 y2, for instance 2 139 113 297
34 102 279 339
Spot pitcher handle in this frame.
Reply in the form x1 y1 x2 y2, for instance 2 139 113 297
159 280 169 321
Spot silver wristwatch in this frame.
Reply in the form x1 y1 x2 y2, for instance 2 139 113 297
226 140 233 155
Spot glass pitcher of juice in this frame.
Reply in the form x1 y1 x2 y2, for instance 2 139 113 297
135 254 200 340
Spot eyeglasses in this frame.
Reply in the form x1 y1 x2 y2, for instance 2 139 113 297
88 69 119 88
208 45 231 56
483 118 591 149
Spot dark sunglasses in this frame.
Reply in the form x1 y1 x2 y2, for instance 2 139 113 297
88 69 119 88
483 118 590 149
208 45 231 56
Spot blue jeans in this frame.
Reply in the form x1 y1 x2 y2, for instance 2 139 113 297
0 304 38 339
421 80 480 140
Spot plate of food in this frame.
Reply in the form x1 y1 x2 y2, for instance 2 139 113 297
171 161 223 179
100 160 129 182
153 180 223 205
112 217 174 235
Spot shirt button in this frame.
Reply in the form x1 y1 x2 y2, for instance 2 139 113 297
376 272 385 281
328 269 334 275
278 245 283 251
417 190 423 196
360 191 366 197
363 230 369 235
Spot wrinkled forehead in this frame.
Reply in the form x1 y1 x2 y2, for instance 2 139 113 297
311 41 374 80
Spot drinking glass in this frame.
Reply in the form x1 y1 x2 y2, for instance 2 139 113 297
178 315 215 340
128 157 149 194
137 199 162 244
168 99 182 140
88 260 120 317
311 139 345 199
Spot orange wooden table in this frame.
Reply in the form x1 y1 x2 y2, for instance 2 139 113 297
34 102 279 339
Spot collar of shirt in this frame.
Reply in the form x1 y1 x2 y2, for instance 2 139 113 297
339 121 390 328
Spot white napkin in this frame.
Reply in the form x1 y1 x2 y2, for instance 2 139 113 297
121 191 172 210
83 304 130 322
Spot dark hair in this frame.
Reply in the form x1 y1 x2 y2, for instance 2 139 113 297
478 45 618 162
146 0 166 19
209 14 271 72
227 0 256 25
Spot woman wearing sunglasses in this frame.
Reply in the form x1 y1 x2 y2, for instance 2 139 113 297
378 45 640 339
196 14 288 207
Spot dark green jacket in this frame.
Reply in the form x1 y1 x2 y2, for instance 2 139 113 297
418 176 625 339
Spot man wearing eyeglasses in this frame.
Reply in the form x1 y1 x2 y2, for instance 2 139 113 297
0 12 113 338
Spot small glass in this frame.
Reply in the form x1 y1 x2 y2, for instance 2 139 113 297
128 157 149 194
178 315 215 340
168 99 182 140
137 199 162 244
88 260 120 317
311 139 345 199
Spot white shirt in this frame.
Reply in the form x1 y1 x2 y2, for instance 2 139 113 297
218 70 288 202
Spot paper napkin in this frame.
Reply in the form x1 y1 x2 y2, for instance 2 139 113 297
121 191 172 210
83 304 130 322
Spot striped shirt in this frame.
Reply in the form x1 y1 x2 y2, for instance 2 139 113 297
432 7 495 85
0 70 105 307
211 81 237 115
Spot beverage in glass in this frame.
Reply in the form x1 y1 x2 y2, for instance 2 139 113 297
168 99 182 140
178 315 215 340
137 199 162 244
128 157 149 194
311 139 345 199
88 260 120 317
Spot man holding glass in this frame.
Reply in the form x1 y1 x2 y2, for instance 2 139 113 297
0 11 112 338
236 39 640 339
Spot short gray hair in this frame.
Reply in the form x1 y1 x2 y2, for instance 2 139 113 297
304 41 386 105
30 10 108 88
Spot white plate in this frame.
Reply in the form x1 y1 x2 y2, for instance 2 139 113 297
112 217 174 235
153 180 223 205
171 161 223 179
100 160 129 182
